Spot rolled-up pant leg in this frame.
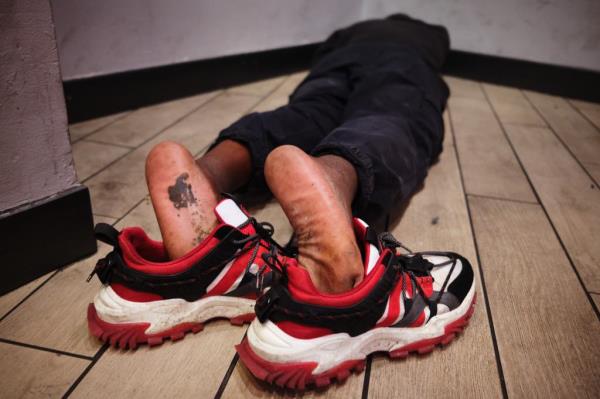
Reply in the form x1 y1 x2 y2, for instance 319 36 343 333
312 56 449 223
213 70 350 190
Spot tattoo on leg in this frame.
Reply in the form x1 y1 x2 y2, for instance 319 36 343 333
168 173 197 209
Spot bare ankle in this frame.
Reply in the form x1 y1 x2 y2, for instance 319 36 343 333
314 154 358 213
300 243 364 293
197 140 252 193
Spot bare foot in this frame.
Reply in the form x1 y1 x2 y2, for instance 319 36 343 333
146 141 219 259
264 145 364 293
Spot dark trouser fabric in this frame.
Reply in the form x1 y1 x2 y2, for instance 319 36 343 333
214 19 450 226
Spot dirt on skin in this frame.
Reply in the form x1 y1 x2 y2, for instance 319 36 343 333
168 173 197 209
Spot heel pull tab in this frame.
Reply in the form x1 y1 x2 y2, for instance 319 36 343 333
87 224 120 284
94 223 119 247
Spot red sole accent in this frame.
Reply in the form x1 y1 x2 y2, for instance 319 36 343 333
87 304 254 349
236 339 365 390
389 293 477 358
230 312 256 326
236 294 477 390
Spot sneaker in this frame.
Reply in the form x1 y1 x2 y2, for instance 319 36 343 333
236 218 476 389
86 198 280 349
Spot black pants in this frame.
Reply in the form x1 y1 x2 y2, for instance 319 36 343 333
215 18 450 226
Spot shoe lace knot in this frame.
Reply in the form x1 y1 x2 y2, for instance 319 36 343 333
378 231 413 254
232 218 287 293
378 229 438 304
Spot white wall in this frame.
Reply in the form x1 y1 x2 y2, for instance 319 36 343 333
51 0 363 80
1 0 77 211
51 0 600 80
364 0 600 72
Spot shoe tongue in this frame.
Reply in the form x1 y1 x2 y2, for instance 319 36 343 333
354 218 381 276
214 199 250 227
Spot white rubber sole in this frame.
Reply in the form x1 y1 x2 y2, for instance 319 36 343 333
88 286 255 348
245 282 476 375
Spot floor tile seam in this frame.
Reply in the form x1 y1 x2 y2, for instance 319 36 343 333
70 112 133 144
448 104 509 399
565 99 600 135
0 337 94 361
486 88 600 320
79 138 136 150
80 91 224 185
0 270 60 323
520 90 599 187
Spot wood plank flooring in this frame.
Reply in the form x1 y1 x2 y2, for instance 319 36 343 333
368 114 502 399
1 73 598 398
470 197 600 398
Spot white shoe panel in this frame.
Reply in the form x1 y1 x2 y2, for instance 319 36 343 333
94 286 255 334
247 282 476 374
428 256 463 291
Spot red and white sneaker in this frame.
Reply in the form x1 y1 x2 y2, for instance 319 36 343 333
86 198 281 349
236 218 476 390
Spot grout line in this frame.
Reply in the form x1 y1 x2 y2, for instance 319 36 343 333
112 196 148 226
361 355 372 399
70 112 132 144
466 193 539 206
62 343 109 398
214 352 241 399
565 99 600 135
223 90 273 99
80 138 136 150
521 91 599 187
214 328 252 399
589 291 600 296
81 90 223 184
0 270 60 323
500 121 548 128
0 337 94 361
484 88 600 322
447 104 509 399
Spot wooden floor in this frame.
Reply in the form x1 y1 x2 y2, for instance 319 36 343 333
1 74 599 398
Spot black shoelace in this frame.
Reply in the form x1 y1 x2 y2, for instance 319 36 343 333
379 231 458 319
232 218 288 293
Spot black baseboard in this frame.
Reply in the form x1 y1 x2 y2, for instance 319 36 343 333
63 44 600 124
444 50 600 102
64 44 320 123
0 185 97 295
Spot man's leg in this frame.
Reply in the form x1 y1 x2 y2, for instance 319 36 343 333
146 72 349 260
269 54 448 294
312 57 449 230
144 137 367 292
145 71 368 293
264 146 364 294
145 140 251 259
